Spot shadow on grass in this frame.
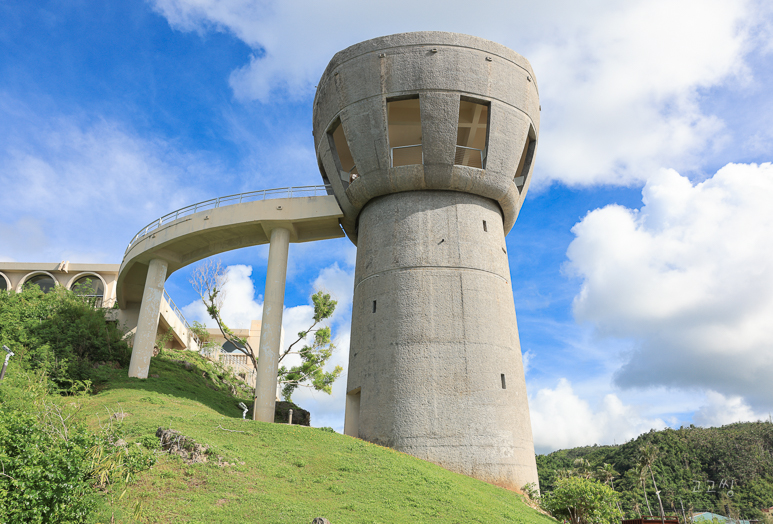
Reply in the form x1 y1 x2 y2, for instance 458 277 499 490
91 353 251 420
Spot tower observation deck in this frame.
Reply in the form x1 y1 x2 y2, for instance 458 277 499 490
313 32 540 491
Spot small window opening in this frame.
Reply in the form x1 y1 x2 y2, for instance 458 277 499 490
455 100 489 168
388 97 422 167
328 119 358 187
372 300 377 313
483 220 487 232
501 374 507 389
0 274 7 291
514 129 536 192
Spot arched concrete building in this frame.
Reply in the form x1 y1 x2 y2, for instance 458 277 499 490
313 32 540 491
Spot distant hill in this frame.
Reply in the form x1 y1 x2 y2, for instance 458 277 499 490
536 422 773 521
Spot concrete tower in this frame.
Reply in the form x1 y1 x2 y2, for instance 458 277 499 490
313 32 540 491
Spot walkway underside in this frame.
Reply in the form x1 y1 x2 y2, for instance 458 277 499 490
117 195 344 308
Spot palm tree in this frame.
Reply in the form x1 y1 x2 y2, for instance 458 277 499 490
637 462 653 516
573 458 592 479
597 463 620 488
639 443 666 523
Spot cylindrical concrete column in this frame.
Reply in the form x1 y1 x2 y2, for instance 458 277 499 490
254 227 291 422
347 191 539 491
128 258 168 379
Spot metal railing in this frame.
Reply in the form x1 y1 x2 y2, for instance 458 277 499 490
391 144 423 167
454 145 485 168
126 184 332 252
221 353 255 371
76 294 105 308
162 289 201 348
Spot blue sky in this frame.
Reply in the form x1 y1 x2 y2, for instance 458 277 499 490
2 0 772 452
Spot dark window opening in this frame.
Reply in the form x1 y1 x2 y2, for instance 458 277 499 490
483 220 487 232
328 118 358 188
455 99 489 168
222 340 246 353
514 127 536 193
501 373 507 389
0 275 7 291
388 97 422 167
372 300 377 313
23 274 56 293
72 275 105 307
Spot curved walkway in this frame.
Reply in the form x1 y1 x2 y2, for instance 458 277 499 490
117 185 343 307
122 184 345 391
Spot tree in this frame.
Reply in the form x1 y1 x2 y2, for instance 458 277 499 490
542 476 623 524
597 463 620 488
190 259 342 403
574 458 593 479
639 443 666 521
0 284 131 388
637 462 654 516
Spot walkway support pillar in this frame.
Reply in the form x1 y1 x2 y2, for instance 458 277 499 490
254 227 290 422
128 258 168 379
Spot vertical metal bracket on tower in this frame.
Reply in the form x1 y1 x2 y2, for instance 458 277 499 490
254 227 290 422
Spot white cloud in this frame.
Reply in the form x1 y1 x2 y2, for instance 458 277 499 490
312 262 355 312
0 102 219 262
149 0 770 185
530 378 666 453
183 264 263 328
566 162 773 409
693 390 769 427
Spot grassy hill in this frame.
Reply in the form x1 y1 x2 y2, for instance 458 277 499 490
70 349 555 524
536 421 773 521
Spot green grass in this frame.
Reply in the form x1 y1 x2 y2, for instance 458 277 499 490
80 349 556 524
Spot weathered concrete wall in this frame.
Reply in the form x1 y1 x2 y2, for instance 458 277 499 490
314 32 540 491
313 31 539 243
348 191 538 490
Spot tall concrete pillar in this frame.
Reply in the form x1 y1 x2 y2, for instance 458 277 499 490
128 258 168 379
254 227 290 422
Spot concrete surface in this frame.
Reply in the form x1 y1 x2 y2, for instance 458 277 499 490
128 258 167 378
314 31 540 491
117 195 344 310
254 227 290 422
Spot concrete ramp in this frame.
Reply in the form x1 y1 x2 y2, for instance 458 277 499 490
117 190 344 308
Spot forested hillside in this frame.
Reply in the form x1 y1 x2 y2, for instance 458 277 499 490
537 422 773 521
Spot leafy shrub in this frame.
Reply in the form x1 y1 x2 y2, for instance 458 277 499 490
0 407 97 523
0 285 131 388
541 476 623 524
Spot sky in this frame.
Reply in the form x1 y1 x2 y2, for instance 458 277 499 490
1 0 772 454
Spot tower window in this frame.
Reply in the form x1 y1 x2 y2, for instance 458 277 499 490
455 99 489 168
501 373 507 389
483 220 487 232
328 118 358 187
372 300 377 313
514 127 536 192
387 97 422 167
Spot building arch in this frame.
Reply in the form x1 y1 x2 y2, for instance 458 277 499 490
0 272 10 292
67 272 108 307
17 271 58 293
67 272 107 293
